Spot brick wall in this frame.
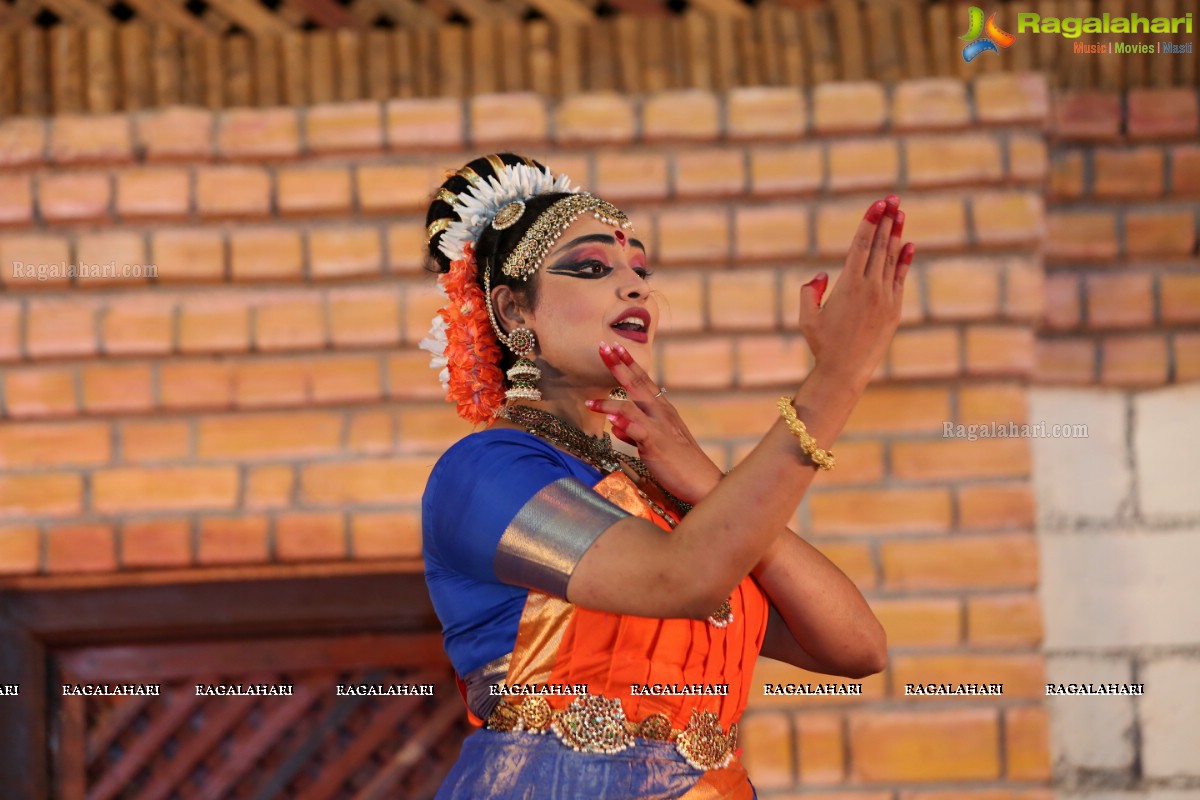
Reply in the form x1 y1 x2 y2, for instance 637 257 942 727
0 73 1193 795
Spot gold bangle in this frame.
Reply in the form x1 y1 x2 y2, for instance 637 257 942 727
776 397 835 471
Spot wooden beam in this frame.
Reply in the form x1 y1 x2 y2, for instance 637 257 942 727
685 0 751 19
524 0 595 25
39 0 114 27
122 0 212 37
288 0 359 28
198 0 292 35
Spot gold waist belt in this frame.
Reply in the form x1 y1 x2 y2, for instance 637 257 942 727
485 691 738 771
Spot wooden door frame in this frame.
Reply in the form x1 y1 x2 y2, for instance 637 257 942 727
0 570 438 799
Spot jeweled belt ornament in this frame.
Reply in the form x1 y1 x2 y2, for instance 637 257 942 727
485 692 738 770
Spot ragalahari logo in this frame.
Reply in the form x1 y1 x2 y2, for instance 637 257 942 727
960 7 1016 62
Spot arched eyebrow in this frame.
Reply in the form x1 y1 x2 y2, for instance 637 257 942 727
553 233 647 254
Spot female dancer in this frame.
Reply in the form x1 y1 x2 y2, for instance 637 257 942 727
420 153 913 799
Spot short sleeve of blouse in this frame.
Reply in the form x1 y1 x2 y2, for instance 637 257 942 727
422 429 627 597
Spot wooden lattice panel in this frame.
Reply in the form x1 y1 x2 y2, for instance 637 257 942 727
52 635 471 800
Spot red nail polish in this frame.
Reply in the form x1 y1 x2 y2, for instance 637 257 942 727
865 200 886 223
891 210 905 237
902 244 916 265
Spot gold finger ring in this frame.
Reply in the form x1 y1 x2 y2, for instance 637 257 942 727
654 387 667 398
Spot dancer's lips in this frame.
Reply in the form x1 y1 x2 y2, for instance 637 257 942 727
609 307 651 344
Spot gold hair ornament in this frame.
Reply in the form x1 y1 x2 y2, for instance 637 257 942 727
502 193 634 281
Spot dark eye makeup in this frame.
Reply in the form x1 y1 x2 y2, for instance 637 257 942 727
546 258 653 280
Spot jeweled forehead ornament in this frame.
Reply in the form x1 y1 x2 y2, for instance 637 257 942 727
502 193 635 282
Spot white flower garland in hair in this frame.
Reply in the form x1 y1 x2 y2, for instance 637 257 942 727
418 315 450 392
437 163 578 263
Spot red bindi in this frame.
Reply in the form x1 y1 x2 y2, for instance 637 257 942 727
614 229 626 245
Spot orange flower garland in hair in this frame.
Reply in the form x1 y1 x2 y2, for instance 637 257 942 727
436 243 506 426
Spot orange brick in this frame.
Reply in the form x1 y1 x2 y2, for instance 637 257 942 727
656 207 730 264
660 338 735 390
674 148 745 197
1178 332 1200 381
707 270 778 331
814 203 865 258
734 204 809 261
748 144 823 195
1008 134 1047 183
39 171 110 223
386 97 464 151
813 82 886 133
389 350 447 400
198 516 270 565
386 220 428 274
0 117 47 167
254 294 325 351
1093 147 1164 198
27 299 97 358
739 712 792 789
1128 87 1199 140
874 597 960 647
1035 338 1096 385
230 228 303 281
888 327 960 379
4 367 77 418
0 524 39 575
906 134 1002 188
810 488 952 535
75 231 149 288
93 466 238 513
307 357 378 405
277 166 352 216
0 233 71 288
50 113 132 163
817 542 876 589
794 711 844 784
358 163 439 213
100 296 171 358
116 167 190 219
882 533 1039 590
850 709 999 781
974 73 1048 124
245 465 295 510
233 359 306 408
46 523 116 573
593 152 668 202
893 653 1045 698
468 93 548 147
160 361 235 410
0 301 20 361
1043 273 1082 330
736 334 811 388
0 473 82 519
81 363 153 413
892 78 970 130
643 90 720 141
309 226 382 279
973 192 1043 247
958 384 1029 426
829 139 899 191
217 107 301 159
196 166 271 219
958 482 1035 530
965 325 1035 376
152 229 226 283
121 419 190 463
1173 144 1200 196
301 459 429 505
1125 209 1195 257
752 660 885 709
901 791 1052 800
276 512 346 561
348 409 396 454
395 405 471 453
728 87 807 138
1003 258 1044 321
897 195 967 251
121 519 191 569
178 294 249 353
197 411 341 460
0 421 110 468
643 270 703 335
527 151 589 188
925 259 1001 320
894 439 1030 482
136 107 215 160
352 511 422 559
554 93 635 144
1051 90 1121 141
1087 273 1154 329
1045 210 1118 260
1048 151 1084 200
1162 274 1200 324
1102 334 1168 386
967 593 1043 646
305 101 383 153
844 387 952 434
329 287 401 346
807 440 884 487
1004 707 1052 780
0 174 33 225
